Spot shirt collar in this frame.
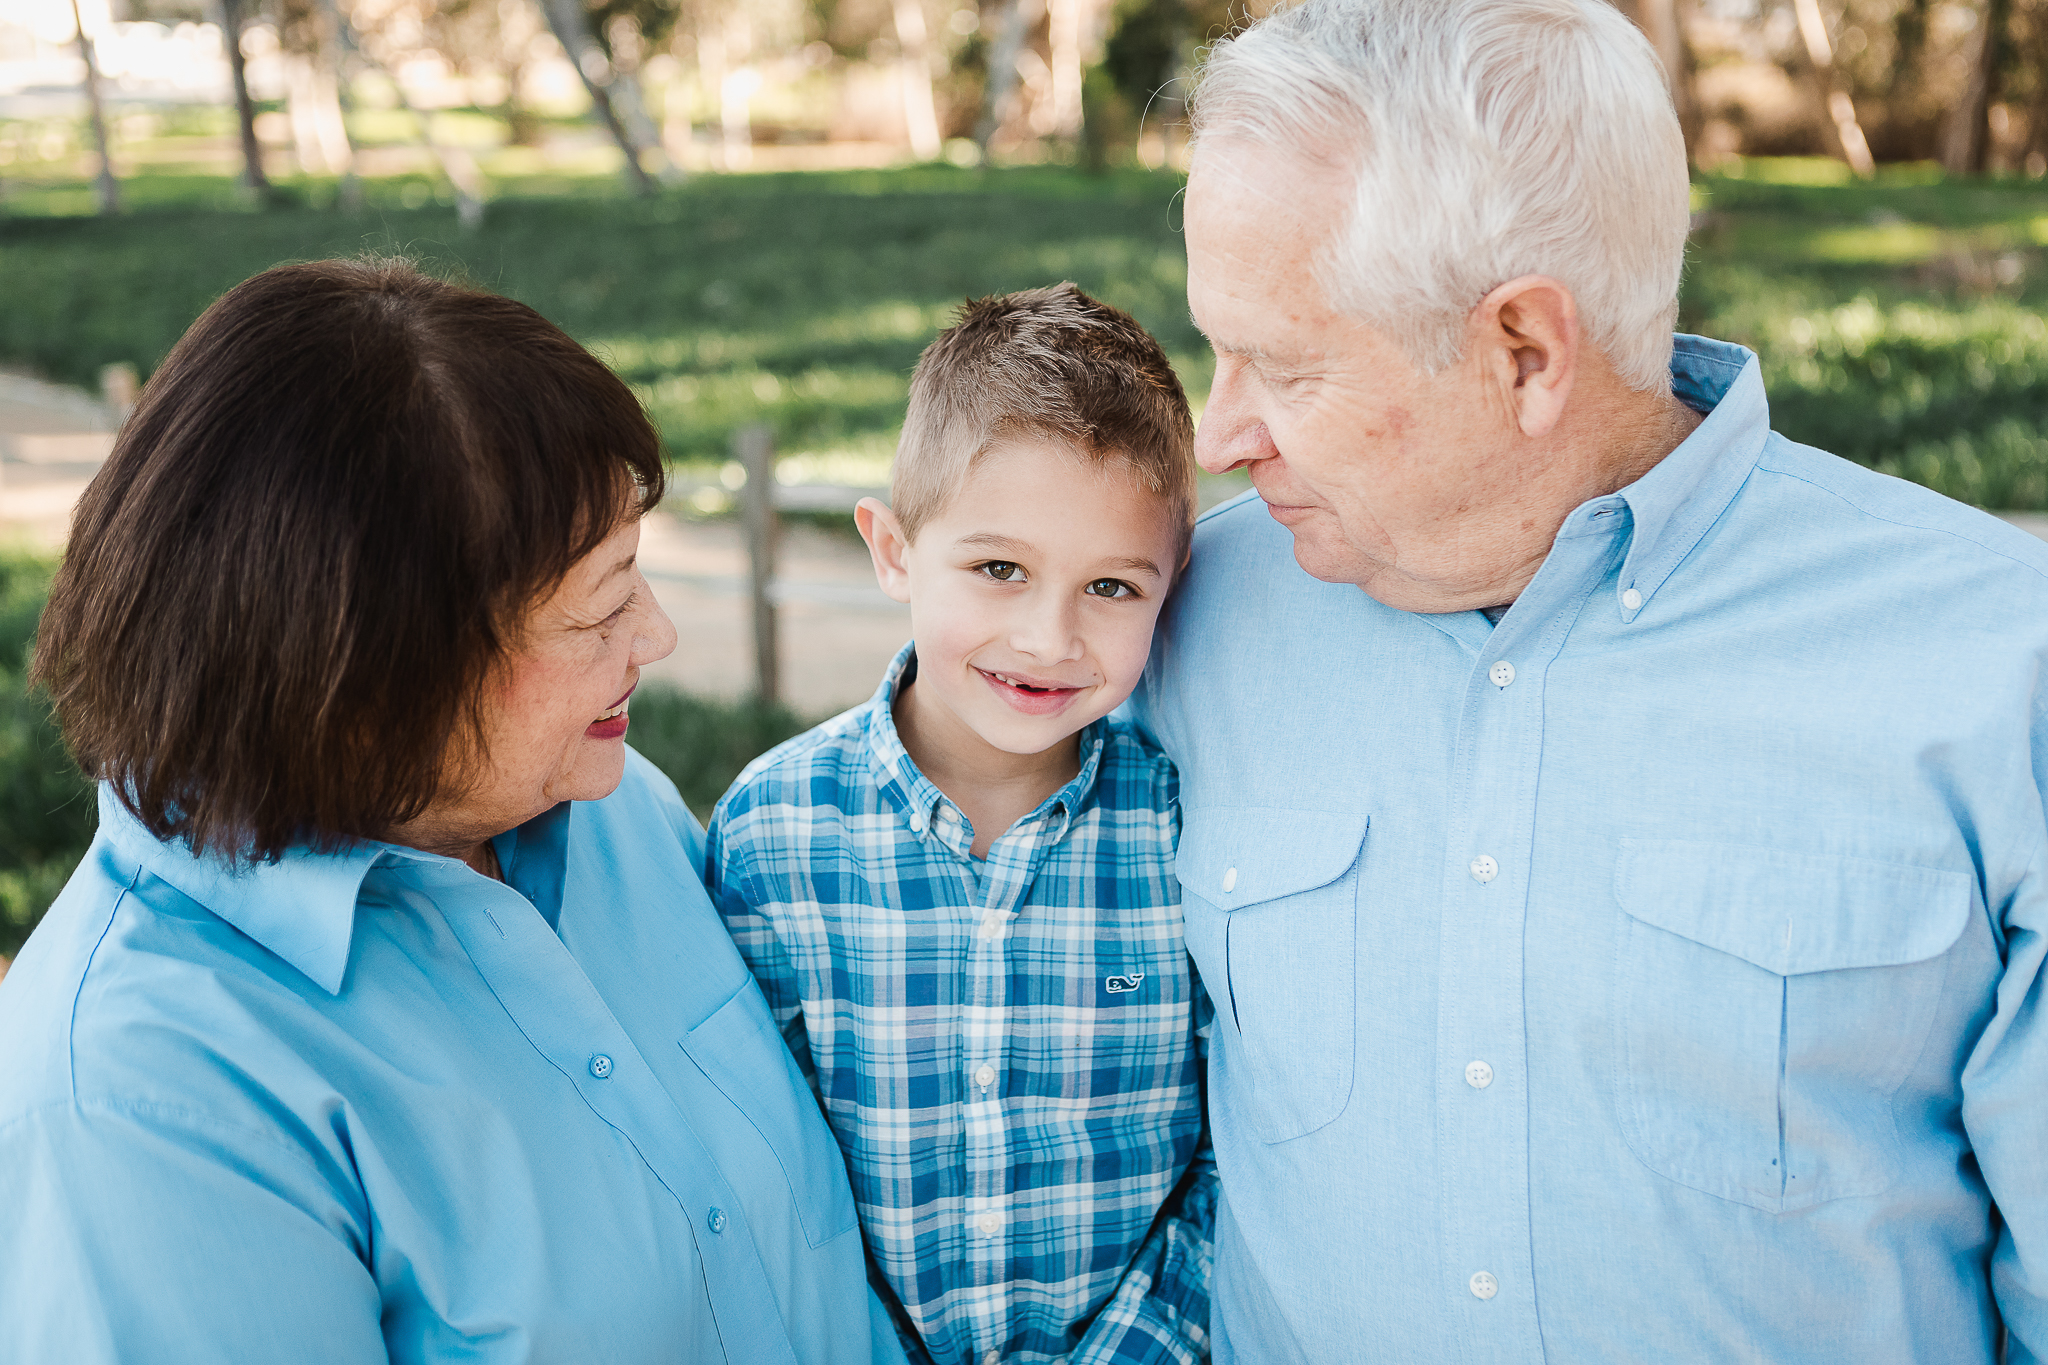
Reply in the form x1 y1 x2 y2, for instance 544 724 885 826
96 782 571 996
1608 334 1769 622
862 641 1107 856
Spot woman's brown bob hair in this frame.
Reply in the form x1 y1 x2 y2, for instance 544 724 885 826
34 258 665 861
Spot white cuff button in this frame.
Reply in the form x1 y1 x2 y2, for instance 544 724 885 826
1222 867 1238 893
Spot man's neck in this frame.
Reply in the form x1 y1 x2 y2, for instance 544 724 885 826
893 679 1081 858
1363 388 1704 615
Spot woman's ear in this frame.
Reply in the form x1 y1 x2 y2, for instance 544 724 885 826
855 498 914 604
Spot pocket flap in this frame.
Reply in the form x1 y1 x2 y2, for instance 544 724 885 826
1615 838 1972 975
1178 806 1370 910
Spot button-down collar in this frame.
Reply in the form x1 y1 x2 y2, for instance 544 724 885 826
861 642 1107 857
1609 334 1768 622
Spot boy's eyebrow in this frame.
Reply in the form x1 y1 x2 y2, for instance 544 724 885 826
955 532 1036 555
1107 557 1164 578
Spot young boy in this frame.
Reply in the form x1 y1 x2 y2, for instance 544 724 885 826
706 284 1213 1365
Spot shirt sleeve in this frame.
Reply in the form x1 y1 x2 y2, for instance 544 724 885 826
704 799 819 1084
0 1097 386 1364
1968 823 2048 1362
1067 968 1218 1365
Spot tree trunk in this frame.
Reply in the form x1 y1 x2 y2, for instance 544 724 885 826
1637 0 1702 160
1792 0 1874 174
1046 0 1083 139
1940 0 2008 175
975 0 1047 156
70 0 119 215
540 0 659 195
892 0 942 160
218 0 272 196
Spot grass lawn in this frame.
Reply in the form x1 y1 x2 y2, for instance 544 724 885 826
2 156 2047 952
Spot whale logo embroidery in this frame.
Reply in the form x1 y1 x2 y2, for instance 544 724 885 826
1105 973 1145 994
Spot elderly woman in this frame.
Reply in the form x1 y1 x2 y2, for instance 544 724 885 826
0 260 899 1364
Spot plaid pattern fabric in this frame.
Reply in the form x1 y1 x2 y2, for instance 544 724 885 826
707 644 1214 1365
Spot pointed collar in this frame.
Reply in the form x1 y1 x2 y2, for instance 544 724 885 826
96 783 571 996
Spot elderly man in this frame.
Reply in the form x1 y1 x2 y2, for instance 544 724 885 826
1133 0 2048 1360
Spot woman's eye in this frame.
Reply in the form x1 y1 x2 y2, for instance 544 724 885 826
1086 579 1136 599
980 562 1022 582
603 591 637 625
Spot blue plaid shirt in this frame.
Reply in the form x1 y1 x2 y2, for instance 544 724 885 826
707 644 1214 1365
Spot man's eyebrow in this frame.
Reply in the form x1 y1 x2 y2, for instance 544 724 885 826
955 532 1035 555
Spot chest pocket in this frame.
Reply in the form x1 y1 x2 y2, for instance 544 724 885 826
1178 807 1368 1144
1612 839 1971 1213
681 979 859 1247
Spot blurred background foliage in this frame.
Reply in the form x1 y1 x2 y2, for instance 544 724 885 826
4 0 2048 954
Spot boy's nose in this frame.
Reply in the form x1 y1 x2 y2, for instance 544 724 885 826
1009 593 1085 665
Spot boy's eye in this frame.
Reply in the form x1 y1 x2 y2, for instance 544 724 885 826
979 562 1024 582
1085 578 1137 599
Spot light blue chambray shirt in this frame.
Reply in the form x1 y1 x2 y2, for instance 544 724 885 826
1131 336 2048 1364
0 750 904 1365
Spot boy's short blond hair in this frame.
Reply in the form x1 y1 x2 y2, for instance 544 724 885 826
892 284 1197 561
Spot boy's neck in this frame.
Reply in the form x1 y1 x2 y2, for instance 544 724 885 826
893 677 1083 858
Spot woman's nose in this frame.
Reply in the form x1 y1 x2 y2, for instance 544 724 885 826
631 593 679 667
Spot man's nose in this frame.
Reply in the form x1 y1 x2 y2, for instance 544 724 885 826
1194 361 1278 475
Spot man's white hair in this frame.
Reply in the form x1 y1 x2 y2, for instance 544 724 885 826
1190 0 1690 392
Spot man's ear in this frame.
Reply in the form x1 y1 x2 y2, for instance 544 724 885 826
855 497 914 604
1469 275 1578 440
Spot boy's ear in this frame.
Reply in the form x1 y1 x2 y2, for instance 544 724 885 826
855 497 914 604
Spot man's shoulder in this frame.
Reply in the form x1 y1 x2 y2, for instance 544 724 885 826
1752 435 2048 586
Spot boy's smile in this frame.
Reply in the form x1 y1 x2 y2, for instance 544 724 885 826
856 437 1182 846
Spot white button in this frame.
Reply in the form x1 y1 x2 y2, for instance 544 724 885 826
1621 587 1643 611
1464 1059 1494 1089
975 1211 1003 1237
1469 855 1498 883
977 913 1003 940
1222 867 1238 893
1488 660 1515 688
973 1064 996 1089
1469 1270 1499 1300
983 1352 1000 1365
909 811 925 832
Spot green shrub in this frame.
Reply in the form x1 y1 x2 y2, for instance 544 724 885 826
0 554 96 958
625 689 817 820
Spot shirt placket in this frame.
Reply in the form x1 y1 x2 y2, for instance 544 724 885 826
953 801 1055 1365
1433 503 1630 1365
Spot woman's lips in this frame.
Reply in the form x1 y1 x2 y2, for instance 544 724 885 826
975 667 1084 717
586 682 636 740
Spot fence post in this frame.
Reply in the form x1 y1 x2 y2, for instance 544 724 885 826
735 423 779 707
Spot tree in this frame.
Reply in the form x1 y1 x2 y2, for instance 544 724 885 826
217 0 275 197
69 0 120 214
1791 0 1875 175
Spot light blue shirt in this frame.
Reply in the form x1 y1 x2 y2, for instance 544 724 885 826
1132 336 2048 1364
0 751 904 1365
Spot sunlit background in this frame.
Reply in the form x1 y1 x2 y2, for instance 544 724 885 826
2 0 2047 959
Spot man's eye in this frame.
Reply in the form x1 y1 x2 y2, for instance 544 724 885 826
1086 579 1136 599
980 562 1023 582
